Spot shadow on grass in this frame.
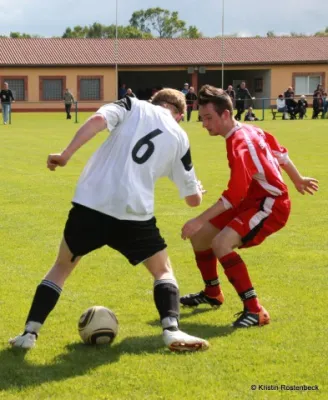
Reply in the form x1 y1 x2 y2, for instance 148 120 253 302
0 320 234 391
0 334 163 391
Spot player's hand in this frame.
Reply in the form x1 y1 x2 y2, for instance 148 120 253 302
181 217 204 240
295 177 319 195
47 153 69 171
197 180 207 194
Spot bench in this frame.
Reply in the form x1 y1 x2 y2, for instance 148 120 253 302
270 105 285 120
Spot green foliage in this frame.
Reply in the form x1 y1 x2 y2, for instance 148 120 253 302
267 30 276 37
129 8 201 38
9 32 42 38
62 22 152 39
0 113 327 399
315 26 328 36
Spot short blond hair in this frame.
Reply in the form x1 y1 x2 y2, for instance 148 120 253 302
151 88 186 115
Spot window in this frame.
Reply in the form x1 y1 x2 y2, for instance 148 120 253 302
1 76 27 101
254 78 263 93
39 76 66 101
5 79 25 100
294 75 322 95
78 76 103 101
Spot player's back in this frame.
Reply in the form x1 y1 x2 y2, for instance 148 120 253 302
73 98 192 220
227 123 288 199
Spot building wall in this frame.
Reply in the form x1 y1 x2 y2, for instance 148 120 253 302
1 63 327 111
270 64 328 99
0 67 116 111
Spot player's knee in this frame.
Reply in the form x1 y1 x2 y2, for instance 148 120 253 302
211 234 232 258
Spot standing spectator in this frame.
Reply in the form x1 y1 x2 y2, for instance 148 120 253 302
284 87 297 119
322 92 328 118
181 83 189 121
276 94 287 119
313 84 324 98
297 95 308 120
235 82 253 121
125 88 136 98
312 92 324 119
225 85 235 106
118 83 127 100
244 107 259 121
63 89 74 120
181 83 189 96
1 82 15 125
186 87 198 122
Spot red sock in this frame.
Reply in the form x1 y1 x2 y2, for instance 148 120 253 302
195 249 221 297
219 251 261 312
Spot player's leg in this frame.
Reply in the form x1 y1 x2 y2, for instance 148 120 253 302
180 221 225 308
111 217 209 352
9 204 106 348
9 239 81 349
213 225 270 328
211 196 292 328
144 250 209 352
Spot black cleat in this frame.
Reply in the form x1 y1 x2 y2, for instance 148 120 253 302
180 290 224 309
232 307 270 328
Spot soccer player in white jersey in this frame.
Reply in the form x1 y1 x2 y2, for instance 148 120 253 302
9 89 209 352
180 85 318 328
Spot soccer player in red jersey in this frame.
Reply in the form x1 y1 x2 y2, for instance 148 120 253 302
180 85 319 328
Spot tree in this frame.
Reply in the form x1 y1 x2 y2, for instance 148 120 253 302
315 26 328 36
62 25 88 38
62 23 152 39
130 8 197 38
266 31 276 37
180 25 203 39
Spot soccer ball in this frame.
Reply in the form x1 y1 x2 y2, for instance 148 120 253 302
78 306 118 345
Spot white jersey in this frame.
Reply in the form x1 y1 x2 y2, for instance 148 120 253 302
73 97 199 221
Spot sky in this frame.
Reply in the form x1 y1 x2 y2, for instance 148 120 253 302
0 0 326 37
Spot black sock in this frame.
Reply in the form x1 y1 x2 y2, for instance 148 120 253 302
25 279 62 326
154 279 179 331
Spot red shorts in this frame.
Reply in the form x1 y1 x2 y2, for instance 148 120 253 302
210 196 291 248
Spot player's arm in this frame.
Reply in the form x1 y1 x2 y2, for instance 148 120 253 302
47 98 130 171
264 131 318 195
47 114 107 171
281 158 318 195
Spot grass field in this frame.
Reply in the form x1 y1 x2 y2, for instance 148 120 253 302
0 112 327 400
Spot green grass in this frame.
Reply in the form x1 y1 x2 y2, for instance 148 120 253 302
0 112 327 399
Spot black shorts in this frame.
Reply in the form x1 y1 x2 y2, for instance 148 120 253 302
64 203 167 265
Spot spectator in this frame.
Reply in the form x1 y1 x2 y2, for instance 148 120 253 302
284 87 297 119
235 82 253 121
323 92 328 118
118 84 127 100
225 85 235 106
125 88 136 98
1 82 15 125
244 107 259 121
276 94 287 119
63 89 74 120
185 87 198 122
297 95 308 120
181 83 189 96
313 84 324 98
312 92 324 119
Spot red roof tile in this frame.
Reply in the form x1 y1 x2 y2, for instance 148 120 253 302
0 37 328 66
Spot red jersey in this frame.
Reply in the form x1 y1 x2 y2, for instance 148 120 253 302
220 123 289 209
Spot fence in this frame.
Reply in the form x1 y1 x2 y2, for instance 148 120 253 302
2 97 327 125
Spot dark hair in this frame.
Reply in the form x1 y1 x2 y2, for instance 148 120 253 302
198 84 233 116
